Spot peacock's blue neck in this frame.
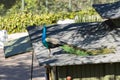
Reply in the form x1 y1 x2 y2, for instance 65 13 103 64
42 25 49 48
42 25 46 42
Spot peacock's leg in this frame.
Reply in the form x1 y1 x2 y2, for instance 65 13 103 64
48 48 51 58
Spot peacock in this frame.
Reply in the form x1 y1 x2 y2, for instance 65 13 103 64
42 24 88 57
42 24 66 57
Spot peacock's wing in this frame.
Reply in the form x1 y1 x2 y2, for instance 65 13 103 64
46 38 62 48
47 42 60 48
46 38 60 44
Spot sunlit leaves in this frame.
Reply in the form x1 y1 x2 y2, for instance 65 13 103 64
0 8 102 34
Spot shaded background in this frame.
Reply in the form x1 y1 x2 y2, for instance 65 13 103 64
0 0 119 15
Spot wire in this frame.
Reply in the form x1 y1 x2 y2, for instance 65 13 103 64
31 51 34 80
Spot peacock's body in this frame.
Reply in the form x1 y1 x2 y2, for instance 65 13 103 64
42 25 65 57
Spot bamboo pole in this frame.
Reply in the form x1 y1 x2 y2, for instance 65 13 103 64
21 0 24 11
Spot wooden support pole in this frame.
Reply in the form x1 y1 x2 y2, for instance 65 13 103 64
55 66 58 80
45 67 50 80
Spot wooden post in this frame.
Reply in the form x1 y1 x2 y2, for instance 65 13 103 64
45 67 50 80
55 66 58 80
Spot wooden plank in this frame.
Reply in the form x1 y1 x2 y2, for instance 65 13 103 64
58 66 66 80
104 63 115 80
115 63 120 80
50 66 59 80
50 68 54 80
54 63 120 80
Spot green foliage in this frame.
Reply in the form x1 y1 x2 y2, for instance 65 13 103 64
0 12 74 34
0 0 104 34
75 8 102 23
0 7 102 34
0 0 119 16
0 0 17 9
0 4 5 15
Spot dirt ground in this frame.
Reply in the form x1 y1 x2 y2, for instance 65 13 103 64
0 49 45 80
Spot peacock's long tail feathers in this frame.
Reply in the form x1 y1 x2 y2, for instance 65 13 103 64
65 44 87 52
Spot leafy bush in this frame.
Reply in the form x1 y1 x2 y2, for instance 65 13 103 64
0 8 102 34
75 8 102 22
0 12 73 34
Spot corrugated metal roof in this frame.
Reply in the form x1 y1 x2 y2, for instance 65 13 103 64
27 22 120 67
93 1 120 19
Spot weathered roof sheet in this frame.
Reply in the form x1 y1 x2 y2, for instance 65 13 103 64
27 22 120 67
4 36 32 58
93 1 120 19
